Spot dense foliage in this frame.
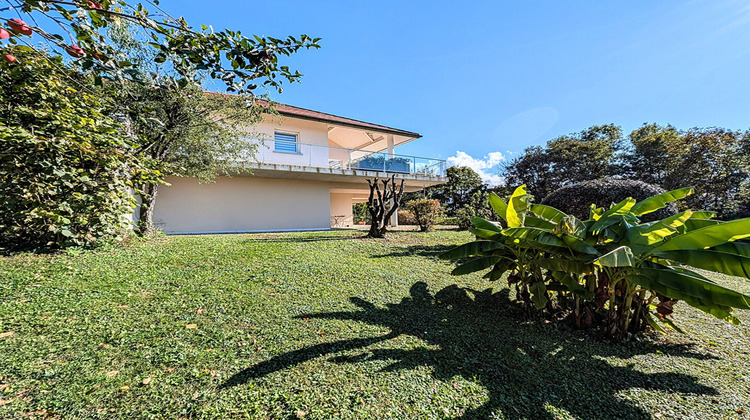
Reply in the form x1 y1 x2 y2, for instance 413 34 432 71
1 0 320 247
541 178 677 222
413 166 500 229
503 125 623 200
405 198 442 232
1 0 319 94
0 48 144 251
442 185 750 339
503 124 750 219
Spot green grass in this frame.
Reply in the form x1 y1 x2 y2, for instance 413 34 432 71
1 230 748 419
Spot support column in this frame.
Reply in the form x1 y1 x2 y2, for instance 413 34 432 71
390 198 399 227
386 134 397 227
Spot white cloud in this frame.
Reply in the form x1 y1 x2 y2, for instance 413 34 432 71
446 151 506 186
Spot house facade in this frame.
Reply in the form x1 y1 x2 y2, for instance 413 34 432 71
151 101 447 234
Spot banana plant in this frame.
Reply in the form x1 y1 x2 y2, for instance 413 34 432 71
441 185 750 338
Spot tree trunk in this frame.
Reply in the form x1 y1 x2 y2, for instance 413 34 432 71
137 182 159 236
366 175 404 238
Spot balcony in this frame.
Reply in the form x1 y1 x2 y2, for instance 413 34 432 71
250 139 447 178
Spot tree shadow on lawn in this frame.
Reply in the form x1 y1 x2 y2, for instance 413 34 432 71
221 282 718 419
371 244 457 258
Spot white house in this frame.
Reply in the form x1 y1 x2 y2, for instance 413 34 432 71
151 99 447 234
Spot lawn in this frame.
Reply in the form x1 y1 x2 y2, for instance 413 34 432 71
1 230 748 419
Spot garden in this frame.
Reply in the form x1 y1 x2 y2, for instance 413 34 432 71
1 230 749 418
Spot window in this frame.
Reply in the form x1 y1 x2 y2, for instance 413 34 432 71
274 132 299 153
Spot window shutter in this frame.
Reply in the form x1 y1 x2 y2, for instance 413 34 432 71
274 132 298 153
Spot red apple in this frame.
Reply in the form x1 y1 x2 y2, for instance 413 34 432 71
87 1 103 9
3 54 17 63
8 19 32 36
0 28 10 40
65 45 85 58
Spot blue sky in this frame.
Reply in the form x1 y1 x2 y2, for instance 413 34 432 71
159 0 750 184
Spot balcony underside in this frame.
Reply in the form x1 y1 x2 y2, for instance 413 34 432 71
231 162 446 191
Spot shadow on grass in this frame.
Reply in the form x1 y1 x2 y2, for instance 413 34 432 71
221 282 718 419
371 244 457 258
241 233 363 243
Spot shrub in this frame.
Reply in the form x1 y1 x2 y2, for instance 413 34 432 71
442 185 750 339
406 199 442 232
0 47 146 252
398 210 417 225
542 178 677 222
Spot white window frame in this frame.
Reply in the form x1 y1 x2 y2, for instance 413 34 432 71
274 131 301 154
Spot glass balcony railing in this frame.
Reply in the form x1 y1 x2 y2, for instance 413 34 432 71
250 139 447 177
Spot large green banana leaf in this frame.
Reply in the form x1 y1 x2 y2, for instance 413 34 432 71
440 241 505 260
536 257 595 275
655 249 750 278
561 234 600 256
452 256 503 275
468 227 502 240
503 227 567 249
633 267 750 309
471 217 503 233
524 215 557 230
506 186 529 228
630 187 694 216
590 198 636 234
651 218 750 253
596 246 635 267
627 273 741 323
530 204 567 223
489 193 508 222
710 242 750 257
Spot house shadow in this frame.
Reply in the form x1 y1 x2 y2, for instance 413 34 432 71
221 282 718 419
241 233 363 243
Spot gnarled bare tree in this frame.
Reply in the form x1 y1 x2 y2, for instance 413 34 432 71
366 175 405 238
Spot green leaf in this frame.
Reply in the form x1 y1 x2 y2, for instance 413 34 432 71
488 193 508 222
684 219 723 231
596 246 635 267
61 229 73 237
561 234 600 256
690 211 716 219
503 227 567 249
440 241 505 260
529 282 548 309
631 187 694 216
506 185 528 228
632 268 750 309
451 256 502 276
471 217 502 233
536 258 595 275
530 204 567 223
651 218 750 253
524 215 556 230
629 274 741 324
655 249 750 278
482 259 516 281
590 198 636 234
710 242 750 257
549 271 593 299
626 211 693 248
468 227 501 240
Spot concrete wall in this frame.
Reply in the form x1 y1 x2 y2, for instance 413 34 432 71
330 193 354 227
153 176 332 233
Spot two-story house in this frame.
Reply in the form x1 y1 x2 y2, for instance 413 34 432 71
150 100 447 234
